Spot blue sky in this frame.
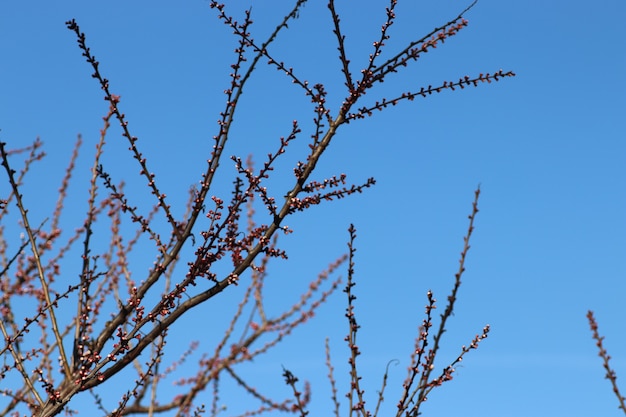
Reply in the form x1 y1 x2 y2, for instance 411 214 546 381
1 1 625 416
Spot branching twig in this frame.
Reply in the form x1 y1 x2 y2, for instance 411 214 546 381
282 367 310 417
0 142 72 381
415 187 481 408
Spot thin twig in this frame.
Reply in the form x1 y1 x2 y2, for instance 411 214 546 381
587 311 626 414
414 187 481 411
0 142 72 381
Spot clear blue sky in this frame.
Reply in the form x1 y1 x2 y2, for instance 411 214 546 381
1 1 625 416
